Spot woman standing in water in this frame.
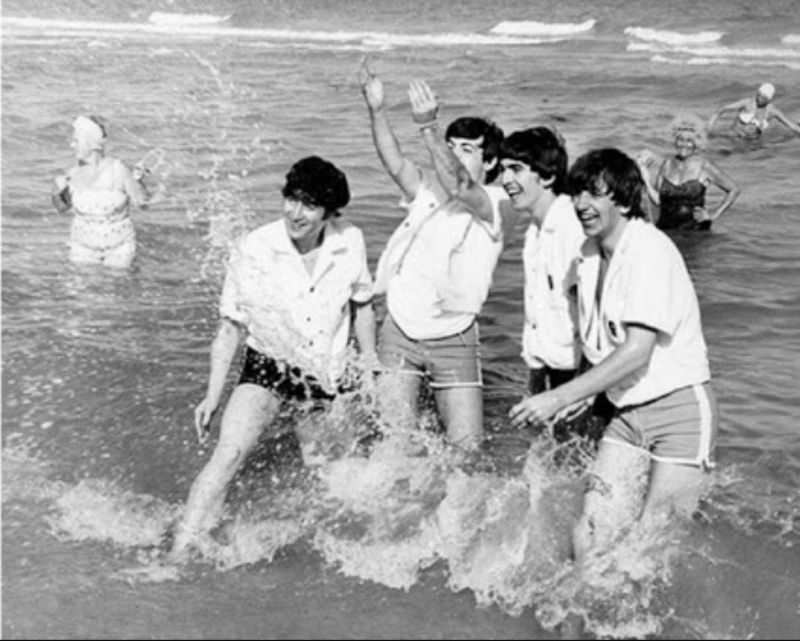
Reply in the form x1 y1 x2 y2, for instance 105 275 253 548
708 82 800 139
169 156 376 559
52 115 149 269
637 113 740 231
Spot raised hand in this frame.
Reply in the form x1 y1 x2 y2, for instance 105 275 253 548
359 56 385 111
408 79 439 126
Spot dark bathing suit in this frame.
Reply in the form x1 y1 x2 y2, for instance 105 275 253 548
658 178 711 231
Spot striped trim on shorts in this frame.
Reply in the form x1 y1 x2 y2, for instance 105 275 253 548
602 382 718 469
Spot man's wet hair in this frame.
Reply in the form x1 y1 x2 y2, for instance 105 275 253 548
445 117 504 183
567 148 646 219
499 126 568 194
282 156 350 218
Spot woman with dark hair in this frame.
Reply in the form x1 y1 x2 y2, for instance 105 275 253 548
169 156 376 558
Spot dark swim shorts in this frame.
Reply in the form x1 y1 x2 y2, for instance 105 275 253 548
238 346 335 402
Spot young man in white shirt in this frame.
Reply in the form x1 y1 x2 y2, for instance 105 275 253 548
499 128 584 388
509 148 718 564
360 62 508 450
170 156 376 558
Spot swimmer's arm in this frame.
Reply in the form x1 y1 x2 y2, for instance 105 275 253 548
509 324 657 428
360 62 420 201
703 160 740 220
350 298 378 365
769 106 800 135
708 98 748 129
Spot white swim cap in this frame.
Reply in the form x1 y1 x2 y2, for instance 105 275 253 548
73 115 106 151
757 83 775 100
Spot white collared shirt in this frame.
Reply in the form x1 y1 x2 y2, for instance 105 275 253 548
375 181 506 340
522 194 584 370
574 218 710 407
219 217 373 388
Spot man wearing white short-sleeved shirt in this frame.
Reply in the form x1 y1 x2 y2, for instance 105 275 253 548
360 63 511 450
498 127 585 397
170 156 376 558
510 148 718 566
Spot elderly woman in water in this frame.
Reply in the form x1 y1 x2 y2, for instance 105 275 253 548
708 82 800 139
636 112 740 231
52 115 150 269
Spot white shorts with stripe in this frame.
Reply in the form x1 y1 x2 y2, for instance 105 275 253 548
602 382 718 469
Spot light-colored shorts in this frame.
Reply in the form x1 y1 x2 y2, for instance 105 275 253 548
603 382 718 469
377 314 482 388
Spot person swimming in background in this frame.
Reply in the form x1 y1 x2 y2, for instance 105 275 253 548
51 115 150 269
636 112 740 231
707 82 800 139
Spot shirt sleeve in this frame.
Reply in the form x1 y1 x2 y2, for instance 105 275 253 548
349 228 374 303
620 235 680 337
218 240 249 324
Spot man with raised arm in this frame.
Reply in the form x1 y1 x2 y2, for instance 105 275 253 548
359 60 510 450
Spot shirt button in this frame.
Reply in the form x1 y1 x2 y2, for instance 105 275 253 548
306 316 311 322
309 286 315 292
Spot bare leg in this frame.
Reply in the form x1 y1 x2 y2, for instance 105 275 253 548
171 384 281 555
434 385 484 451
641 460 706 522
571 439 650 566
376 369 422 432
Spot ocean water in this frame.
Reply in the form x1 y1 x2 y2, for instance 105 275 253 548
2 1 799 638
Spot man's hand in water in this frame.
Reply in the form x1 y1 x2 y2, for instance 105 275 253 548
359 57 385 111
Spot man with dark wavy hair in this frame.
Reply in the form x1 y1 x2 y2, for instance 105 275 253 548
511 148 718 566
360 60 508 451
169 156 376 558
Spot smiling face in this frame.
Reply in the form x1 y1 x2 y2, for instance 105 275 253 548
283 196 327 249
673 131 697 160
500 158 549 213
447 135 493 184
571 179 627 244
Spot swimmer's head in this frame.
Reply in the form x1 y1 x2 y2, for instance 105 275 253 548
756 82 775 105
71 115 107 157
281 156 350 218
669 112 707 151
445 117 504 183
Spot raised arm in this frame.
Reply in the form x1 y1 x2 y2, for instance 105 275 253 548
408 80 494 224
359 59 420 201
